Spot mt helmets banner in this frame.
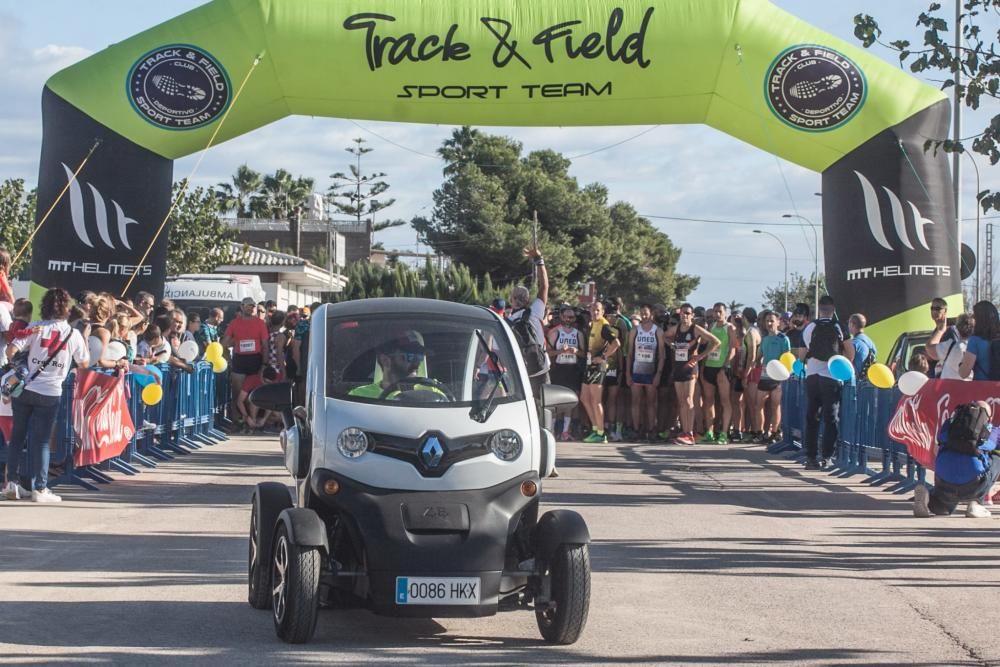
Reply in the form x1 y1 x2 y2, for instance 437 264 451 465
72 370 136 467
34 0 955 353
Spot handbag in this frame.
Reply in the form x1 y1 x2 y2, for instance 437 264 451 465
1 328 73 400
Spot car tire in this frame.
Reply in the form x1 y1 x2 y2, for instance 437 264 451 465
535 543 591 644
271 523 321 644
248 501 271 609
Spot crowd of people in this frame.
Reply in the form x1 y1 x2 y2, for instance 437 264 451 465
0 245 323 502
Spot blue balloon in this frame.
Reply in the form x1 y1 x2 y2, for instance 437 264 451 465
133 372 155 388
146 365 163 384
828 356 855 382
792 360 805 375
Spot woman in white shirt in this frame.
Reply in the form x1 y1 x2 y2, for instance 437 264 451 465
3 288 90 502
927 313 974 381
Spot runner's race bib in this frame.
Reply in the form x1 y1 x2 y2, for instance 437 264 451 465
239 339 258 354
708 349 721 362
557 352 576 365
675 345 689 362
636 348 654 364
606 368 617 378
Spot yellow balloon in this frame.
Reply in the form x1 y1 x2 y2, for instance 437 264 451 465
212 357 228 374
867 362 895 389
142 383 163 406
204 342 224 362
779 351 796 371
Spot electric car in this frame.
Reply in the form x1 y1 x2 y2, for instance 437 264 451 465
248 298 590 644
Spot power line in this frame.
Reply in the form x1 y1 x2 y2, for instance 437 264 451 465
641 213 820 228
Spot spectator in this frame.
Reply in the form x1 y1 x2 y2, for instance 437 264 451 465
547 305 585 441
963 300 999 381
799 295 855 470
848 314 877 377
3 287 90 503
0 298 11 347
237 366 278 433
137 325 170 364
194 307 222 354
927 313 974 381
908 350 930 375
0 248 14 304
87 294 128 371
267 310 287 380
6 299 33 341
923 297 957 377
914 401 998 518
134 291 155 322
223 297 270 428
508 246 549 399
172 309 195 345
186 312 203 349
786 303 810 357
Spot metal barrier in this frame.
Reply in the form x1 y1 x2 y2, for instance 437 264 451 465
0 362 229 492
779 376 925 492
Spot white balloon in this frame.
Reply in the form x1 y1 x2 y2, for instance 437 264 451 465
898 370 929 396
765 358 791 382
104 341 128 361
178 340 200 364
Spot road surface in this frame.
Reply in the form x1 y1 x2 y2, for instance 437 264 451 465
1 435 998 665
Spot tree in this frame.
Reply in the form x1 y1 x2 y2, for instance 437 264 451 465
412 127 698 306
761 272 827 312
0 179 36 277
215 164 262 217
727 299 744 314
167 181 243 274
332 259 511 304
328 138 404 236
256 169 314 220
854 2 1000 210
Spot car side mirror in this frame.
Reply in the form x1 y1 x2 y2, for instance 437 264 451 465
249 381 294 426
542 384 578 409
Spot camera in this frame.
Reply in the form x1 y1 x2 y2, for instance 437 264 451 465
1 365 29 400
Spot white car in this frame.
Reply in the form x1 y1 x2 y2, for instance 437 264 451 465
248 298 590 644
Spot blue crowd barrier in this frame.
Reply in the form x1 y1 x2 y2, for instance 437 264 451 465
0 362 230 492
779 376 925 492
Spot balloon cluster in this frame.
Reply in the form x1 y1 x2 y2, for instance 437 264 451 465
134 365 164 406
761 352 915 394
203 342 228 373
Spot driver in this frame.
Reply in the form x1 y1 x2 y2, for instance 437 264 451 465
349 331 445 400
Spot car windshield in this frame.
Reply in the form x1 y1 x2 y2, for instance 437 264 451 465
326 314 524 407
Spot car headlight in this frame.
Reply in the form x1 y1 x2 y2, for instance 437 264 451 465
488 429 522 462
337 428 369 459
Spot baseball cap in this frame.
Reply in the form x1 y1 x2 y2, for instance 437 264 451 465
390 330 426 354
490 298 507 314
241 297 255 306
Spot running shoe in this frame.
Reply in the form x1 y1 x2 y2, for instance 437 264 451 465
558 431 572 442
583 430 608 444
609 430 623 443
966 501 992 518
912 485 931 518
730 430 743 443
31 488 62 504
674 433 696 445
698 431 716 444
716 432 729 446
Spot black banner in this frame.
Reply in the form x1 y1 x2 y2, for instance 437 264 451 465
821 99 959 323
32 87 173 298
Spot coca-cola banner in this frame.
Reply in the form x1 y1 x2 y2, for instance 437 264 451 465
888 380 999 470
72 370 135 467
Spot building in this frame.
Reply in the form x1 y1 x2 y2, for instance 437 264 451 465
223 218 371 269
214 242 348 307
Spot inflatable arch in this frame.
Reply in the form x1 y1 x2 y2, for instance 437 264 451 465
34 0 959 354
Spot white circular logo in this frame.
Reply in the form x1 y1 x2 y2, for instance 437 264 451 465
766 45 866 132
128 45 230 130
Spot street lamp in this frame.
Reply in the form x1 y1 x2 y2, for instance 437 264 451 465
782 213 819 314
754 229 788 312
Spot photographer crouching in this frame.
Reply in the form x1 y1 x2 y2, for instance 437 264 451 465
914 401 1000 519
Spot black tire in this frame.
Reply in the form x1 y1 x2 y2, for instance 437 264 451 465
271 523 321 644
535 543 591 644
248 501 271 609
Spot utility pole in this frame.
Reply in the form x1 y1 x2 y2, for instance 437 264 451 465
953 1 963 282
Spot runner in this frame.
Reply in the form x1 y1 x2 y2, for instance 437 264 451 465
580 301 620 444
670 303 720 445
602 299 631 442
729 312 748 442
741 307 763 442
699 303 737 445
626 304 666 441
754 310 791 445
546 305 585 441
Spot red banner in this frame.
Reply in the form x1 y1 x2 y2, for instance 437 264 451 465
72 370 135 467
888 379 1000 471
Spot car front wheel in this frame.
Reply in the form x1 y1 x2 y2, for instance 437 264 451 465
535 543 591 644
271 523 321 643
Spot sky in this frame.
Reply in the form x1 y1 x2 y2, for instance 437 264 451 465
2 0 1000 308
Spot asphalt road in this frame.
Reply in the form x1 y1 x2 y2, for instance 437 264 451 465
1 435 998 666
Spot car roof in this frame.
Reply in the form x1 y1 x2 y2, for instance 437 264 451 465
324 298 499 323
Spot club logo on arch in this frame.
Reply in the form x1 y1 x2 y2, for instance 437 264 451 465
127 45 231 130
766 45 866 132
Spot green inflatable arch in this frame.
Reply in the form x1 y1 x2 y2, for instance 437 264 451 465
33 0 959 356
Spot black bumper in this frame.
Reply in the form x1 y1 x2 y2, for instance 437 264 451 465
310 469 538 617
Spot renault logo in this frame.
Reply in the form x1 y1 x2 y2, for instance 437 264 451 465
420 436 445 468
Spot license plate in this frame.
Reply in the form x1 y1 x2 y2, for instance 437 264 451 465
395 577 481 605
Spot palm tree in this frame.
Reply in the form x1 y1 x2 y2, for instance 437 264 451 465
258 169 315 220
215 164 262 217
727 299 744 314
328 138 400 242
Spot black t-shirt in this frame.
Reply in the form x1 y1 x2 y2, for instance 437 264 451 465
787 328 805 350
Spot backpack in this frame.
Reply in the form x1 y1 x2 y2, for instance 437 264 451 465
988 340 1000 381
806 319 841 362
943 403 992 456
508 309 546 375
857 336 876 377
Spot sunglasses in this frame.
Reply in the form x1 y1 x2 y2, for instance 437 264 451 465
395 350 425 363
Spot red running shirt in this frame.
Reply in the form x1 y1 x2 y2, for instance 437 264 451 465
226 317 269 356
